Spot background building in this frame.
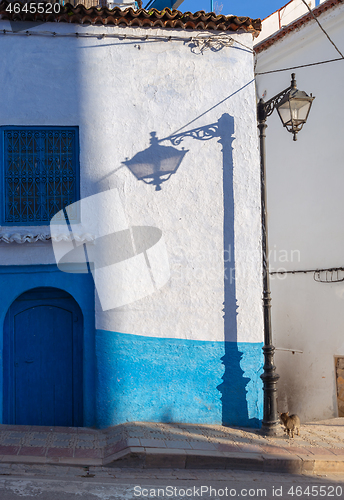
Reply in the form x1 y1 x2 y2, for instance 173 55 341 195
255 0 344 422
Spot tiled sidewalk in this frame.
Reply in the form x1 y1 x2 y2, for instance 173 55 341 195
0 419 344 473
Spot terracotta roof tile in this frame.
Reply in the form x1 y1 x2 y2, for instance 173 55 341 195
255 0 343 53
0 2 261 34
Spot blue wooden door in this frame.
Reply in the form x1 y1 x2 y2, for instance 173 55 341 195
3 288 83 427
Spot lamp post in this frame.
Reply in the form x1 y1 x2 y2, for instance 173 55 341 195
258 73 314 435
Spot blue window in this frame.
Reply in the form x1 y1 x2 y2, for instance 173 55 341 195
1 127 79 225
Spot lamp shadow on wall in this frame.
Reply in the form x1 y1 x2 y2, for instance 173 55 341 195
215 114 260 428
122 131 189 191
122 114 259 428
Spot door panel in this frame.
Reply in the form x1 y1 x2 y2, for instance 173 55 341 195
4 288 83 427
335 357 344 417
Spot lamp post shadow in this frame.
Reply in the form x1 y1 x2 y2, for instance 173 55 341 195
216 114 261 428
123 113 261 427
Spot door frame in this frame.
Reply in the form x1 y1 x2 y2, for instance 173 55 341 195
3 287 83 426
0 264 96 427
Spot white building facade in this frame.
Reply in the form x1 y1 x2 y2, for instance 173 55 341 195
0 7 264 428
255 0 344 422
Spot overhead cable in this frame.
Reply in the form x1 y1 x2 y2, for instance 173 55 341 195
255 55 344 75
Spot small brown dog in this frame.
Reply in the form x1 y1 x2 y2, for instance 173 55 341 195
280 412 301 438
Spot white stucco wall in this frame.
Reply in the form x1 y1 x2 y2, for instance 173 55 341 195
0 21 263 344
255 2 344 421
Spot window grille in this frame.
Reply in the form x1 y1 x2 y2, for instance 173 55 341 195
2 127 79 225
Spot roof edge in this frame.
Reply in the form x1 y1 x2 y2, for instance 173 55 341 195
0 2 262 34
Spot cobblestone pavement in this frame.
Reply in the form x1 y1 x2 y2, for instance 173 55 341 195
0 419 344 473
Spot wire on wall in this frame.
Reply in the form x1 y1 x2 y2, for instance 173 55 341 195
0 28 253 53
270 267 344 283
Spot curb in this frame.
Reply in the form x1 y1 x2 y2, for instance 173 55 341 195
105 448 344 474
2 447 344 474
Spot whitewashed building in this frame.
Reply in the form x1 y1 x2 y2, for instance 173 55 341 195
0 6 264 428
255 0 344 422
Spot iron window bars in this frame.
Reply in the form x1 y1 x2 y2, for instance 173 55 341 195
1 127 79 225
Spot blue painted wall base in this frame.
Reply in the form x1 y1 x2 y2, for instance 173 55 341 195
95 330 263 429
0 267 263 429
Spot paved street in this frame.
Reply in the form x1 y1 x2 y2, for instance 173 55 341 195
2 420 344 473
0 463 343 500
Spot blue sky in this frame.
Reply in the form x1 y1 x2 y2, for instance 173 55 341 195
178 0 302 19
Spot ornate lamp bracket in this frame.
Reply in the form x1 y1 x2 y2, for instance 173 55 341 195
164 123 219 146
258 84 293 122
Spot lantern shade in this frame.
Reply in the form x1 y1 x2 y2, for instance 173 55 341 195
276 88 314 140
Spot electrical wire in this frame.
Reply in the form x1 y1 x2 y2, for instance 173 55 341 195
1 5 341 75
0 28 252 52
270 266 344 284
255 56 344 75
270 266 344 275
191 33 253 54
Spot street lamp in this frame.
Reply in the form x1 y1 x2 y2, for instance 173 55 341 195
257 73 314 435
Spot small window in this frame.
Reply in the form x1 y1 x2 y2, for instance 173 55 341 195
1 127 79 225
